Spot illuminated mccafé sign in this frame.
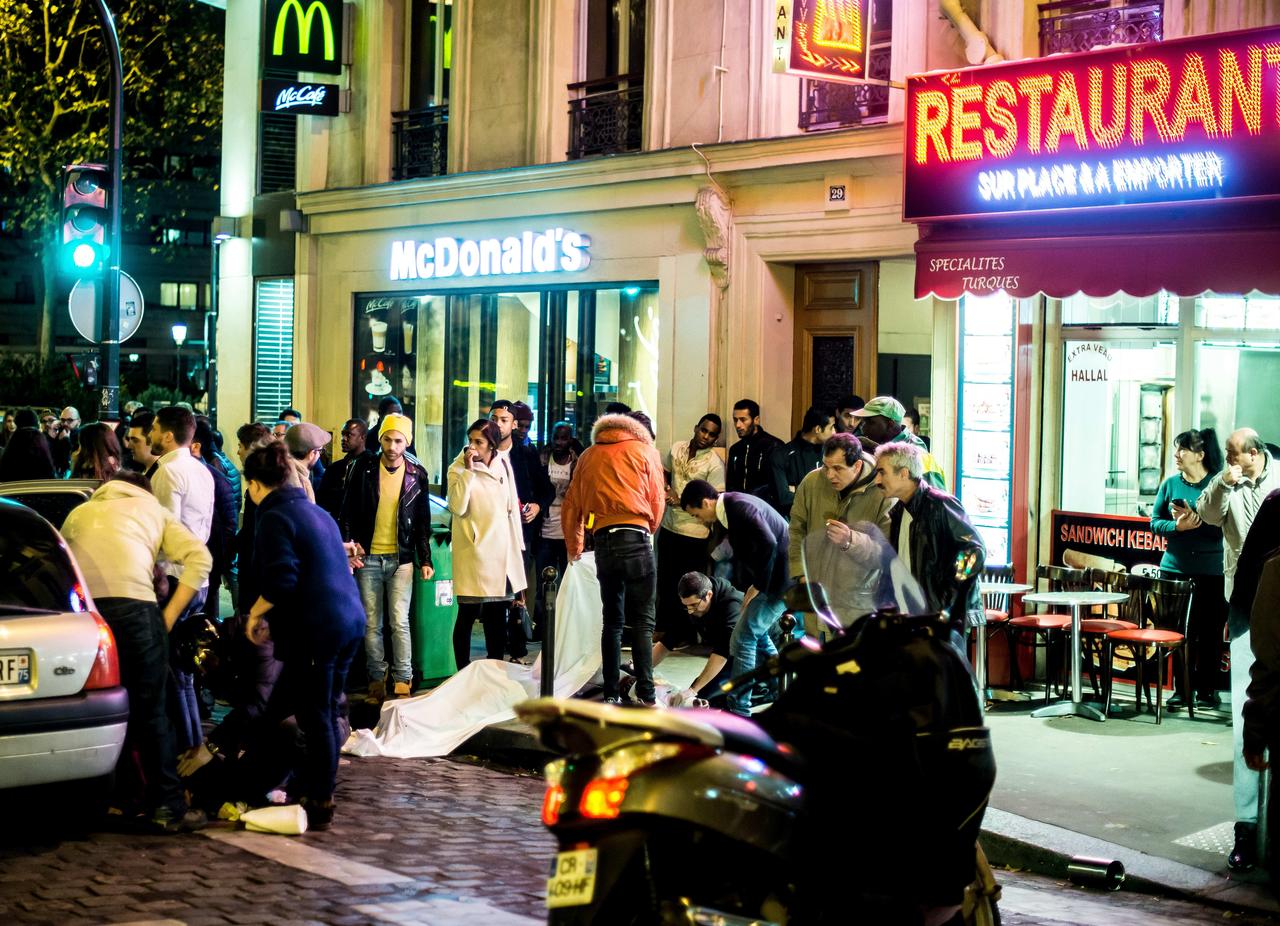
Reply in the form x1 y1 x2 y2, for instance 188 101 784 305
260 78 340 116
389 229 592 282
263 0 343 75
903 25 1280 221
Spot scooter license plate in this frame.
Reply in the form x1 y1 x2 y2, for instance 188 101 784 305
546 848 598 908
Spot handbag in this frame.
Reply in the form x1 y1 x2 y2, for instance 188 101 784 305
508 600 534 640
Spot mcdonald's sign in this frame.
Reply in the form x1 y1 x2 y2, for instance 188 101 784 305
263 0 343 75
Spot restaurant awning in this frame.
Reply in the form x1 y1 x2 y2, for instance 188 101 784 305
914 221 1280 301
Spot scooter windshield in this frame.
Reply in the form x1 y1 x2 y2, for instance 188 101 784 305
795 518 928 635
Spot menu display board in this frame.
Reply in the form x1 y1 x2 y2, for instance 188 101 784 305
353 295 419 444
956 294 1016 566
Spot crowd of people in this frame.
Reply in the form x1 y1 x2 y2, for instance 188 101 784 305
0 390 981 834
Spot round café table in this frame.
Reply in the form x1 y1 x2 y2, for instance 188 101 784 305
1023 590 1128 722
976 582 1033 705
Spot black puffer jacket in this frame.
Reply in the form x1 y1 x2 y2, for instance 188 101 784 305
339 453 433 568
887 483 985 631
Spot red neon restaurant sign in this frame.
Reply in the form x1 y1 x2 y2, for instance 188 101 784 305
774 0 872 84
903 26 1280 222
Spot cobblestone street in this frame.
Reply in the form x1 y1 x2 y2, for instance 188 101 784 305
1 752 1277 925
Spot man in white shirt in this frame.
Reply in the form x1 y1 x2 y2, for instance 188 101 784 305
149 406 216 596
148 405 216 753
657 414 725 650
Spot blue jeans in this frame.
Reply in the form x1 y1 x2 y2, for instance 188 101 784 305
356 554 415 684
728 593 785 715
594 527 657 702
168 586 208 753
1232 629 1260 823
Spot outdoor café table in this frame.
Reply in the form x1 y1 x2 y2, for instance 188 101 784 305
1023 590 1128 722
975 582 1033 705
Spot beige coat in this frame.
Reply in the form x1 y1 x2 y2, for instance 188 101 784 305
447 450 527 599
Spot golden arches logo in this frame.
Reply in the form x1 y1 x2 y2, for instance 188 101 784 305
273 0 335 61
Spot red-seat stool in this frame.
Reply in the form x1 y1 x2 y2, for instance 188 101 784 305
1104 627 1190 723
1008 613 1072 704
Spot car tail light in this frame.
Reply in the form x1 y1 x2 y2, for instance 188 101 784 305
579 777 629 820
84 612 120 690
542 784 567 826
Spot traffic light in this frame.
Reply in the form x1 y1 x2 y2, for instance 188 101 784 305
60 163 110 277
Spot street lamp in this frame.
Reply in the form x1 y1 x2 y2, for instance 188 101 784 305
172 322 187 389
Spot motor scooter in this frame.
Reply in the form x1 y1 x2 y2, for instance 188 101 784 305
517 530 1000 926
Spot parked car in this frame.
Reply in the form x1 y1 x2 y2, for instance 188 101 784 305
0 497 128 792
0 478 100 529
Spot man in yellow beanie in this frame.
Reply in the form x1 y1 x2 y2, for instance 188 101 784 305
339 413 434 701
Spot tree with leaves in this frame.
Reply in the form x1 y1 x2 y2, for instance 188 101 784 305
0 0 224 359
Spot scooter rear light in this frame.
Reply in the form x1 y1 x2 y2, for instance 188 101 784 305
542 784 566 826
598 741 708 779
579 776 629 819
84 612 120 690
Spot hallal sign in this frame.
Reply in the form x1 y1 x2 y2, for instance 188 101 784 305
773 0 872 85
904 25 1280 221
263 0 344 75
389 228 592 282
260 78 341 116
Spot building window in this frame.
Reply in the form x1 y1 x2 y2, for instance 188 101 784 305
259 69 298 194
353 284 659 484
253 278 294 423
1061 339 1176 515
1038 0 1163 56
160 282 204 309
568 0 646 160
394 0 451 180
1061 291 1179 326
798 0 892 132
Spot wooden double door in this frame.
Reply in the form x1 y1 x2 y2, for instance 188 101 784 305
791 262 878 432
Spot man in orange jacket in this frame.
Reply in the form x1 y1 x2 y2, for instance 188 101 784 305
563 411 666 704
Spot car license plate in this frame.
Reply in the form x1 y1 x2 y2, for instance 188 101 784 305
0 651 31 686
546 848 598 909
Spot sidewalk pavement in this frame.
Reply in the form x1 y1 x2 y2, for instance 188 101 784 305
434 633 1280 917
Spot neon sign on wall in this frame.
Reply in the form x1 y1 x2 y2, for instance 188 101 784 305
773 0 871 84
903 25 1280 221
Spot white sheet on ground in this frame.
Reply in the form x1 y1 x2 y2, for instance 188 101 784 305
344 552 606 759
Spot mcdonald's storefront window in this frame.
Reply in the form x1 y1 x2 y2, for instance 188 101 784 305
263 0 343 75
353 284 659 483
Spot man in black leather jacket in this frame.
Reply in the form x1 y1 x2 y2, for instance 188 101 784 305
872 441 985 636
339 414 434 701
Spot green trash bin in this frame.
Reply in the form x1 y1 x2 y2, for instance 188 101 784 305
413 524 458 686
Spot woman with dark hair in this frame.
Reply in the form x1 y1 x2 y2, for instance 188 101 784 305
241 441 363 831
0 425 55 481
448 418 527 669
71 421 123 481
1150 427 1227 709
535 421 578 631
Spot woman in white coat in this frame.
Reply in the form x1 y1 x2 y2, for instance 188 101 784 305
448 418 527 668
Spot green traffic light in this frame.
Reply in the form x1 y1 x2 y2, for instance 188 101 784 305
72 243 98 269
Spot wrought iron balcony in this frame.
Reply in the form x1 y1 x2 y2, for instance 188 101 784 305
1038 0 1163 55
799 45 891 132
392 104 448 180
567 74 644 160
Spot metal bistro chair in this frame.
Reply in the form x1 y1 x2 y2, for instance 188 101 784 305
1079 570 1145 698
1104 575 1195 723
1008 565 1091 703
977 563 1015 690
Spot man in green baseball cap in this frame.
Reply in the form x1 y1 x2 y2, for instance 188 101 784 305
853 395 947 489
